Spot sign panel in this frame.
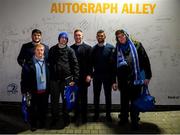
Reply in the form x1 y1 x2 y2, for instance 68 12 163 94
0 0 179 105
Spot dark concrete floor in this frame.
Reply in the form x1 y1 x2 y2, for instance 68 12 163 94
0 103 180 134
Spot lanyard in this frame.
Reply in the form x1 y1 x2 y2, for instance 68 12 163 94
36 60 44 74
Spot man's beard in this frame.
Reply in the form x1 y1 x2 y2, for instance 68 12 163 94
33 40 40 44
98 40 104 44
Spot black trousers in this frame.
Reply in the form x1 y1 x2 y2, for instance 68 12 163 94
93 77 112 116
50 81 69 121
29 92 48 127
74 81 88 120
118 78 142 122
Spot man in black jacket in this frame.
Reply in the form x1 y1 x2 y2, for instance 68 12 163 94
48 32 79 128
92 30 115 122
17 29 49 67
17 29 49 94
71 29 92 124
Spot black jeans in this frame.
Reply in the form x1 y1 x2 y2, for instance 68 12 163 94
50 81 69 121
117 66 142 122
93 77 112 116
74 81 88 120
118 78 142 122
29 92 48 127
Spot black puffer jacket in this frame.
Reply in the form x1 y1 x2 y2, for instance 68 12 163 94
48 44 79 82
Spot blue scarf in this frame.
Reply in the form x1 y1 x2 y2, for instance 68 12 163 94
117 38 144 85
33 56 47 90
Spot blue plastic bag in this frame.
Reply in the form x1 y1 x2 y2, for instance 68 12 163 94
21 95 29 123
64 85 78 111
133 86 155 112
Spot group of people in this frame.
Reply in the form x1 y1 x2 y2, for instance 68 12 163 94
17 28 152 131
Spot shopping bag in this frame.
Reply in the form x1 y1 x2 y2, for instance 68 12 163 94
21 95 29 123
133 86 155 112
64 85 78 111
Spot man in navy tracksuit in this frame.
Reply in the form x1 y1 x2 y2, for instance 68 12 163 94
91 30 115 122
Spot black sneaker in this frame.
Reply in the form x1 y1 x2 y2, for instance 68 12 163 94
93 114 99 122
130 116 140 130
38 120 46 129
30 123 37 132
106 115 112 122
30 126 37 132
64 118 70 127
38 123 45 129
131 122 140 130
118 119 129 126
71 115 77 123
82 117 87 124
50 118 58 128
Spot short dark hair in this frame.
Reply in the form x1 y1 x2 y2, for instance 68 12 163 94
97 29 105 35
32 29 42 35
74 29 82 34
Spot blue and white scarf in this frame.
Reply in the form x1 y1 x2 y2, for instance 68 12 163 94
117 37 144 85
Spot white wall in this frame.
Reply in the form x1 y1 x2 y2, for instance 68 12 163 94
0 0 180 105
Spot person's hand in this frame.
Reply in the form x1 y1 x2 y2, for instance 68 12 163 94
69 81 75 86
85 75 92 83
112 83 118 91
144 79 150 86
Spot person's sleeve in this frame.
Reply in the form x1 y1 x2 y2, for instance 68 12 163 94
111 46 117 84
69 49 79 83
138 43 152 79
48 47 55 80
17 44 25 67
91 47 95 79
48 47 52 65
21 63 30 94
44 44 49 61
87 46 93 77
